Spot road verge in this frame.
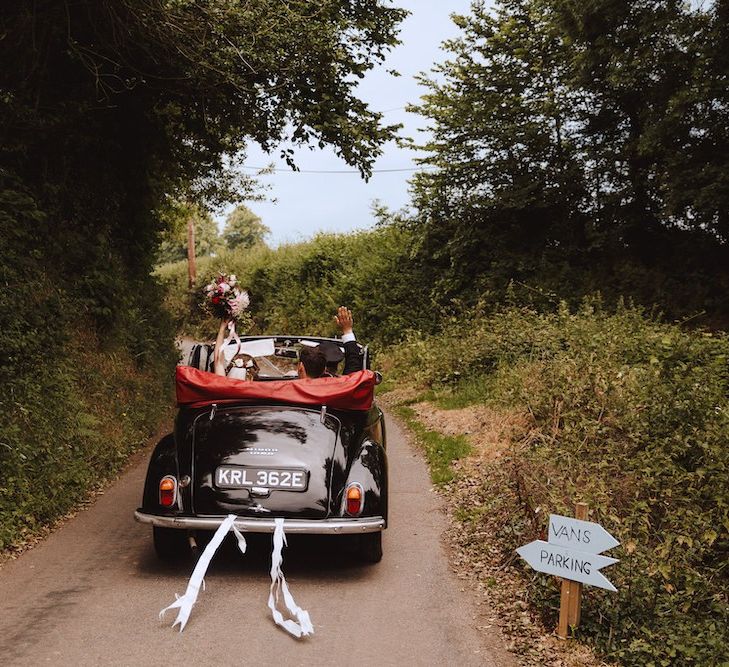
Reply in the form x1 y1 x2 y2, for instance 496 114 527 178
381 387 610 667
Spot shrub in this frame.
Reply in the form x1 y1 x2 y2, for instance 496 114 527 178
155 226 434 345
0 188 177 550
385 302 729 666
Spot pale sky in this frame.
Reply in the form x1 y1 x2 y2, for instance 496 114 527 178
223 0 476 245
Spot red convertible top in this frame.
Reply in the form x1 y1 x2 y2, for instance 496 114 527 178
176 366 376 411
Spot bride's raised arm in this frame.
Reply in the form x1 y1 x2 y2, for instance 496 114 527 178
213 319 229 376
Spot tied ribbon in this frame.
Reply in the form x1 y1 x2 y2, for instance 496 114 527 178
268 518 314 638
223 320 242 355
159 516 313 639
159 515 246 632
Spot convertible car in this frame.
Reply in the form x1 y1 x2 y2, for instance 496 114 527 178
134 336 387 563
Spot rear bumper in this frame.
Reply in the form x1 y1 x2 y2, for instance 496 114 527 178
134 510 385 534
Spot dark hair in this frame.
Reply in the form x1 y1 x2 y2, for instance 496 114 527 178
299 346 327 378
318 341 344 375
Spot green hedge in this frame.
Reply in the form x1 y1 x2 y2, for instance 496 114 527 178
385 302 729 666
0 189 177 550
155 226 432 344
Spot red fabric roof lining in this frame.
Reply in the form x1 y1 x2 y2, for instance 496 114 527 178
176 366 376 411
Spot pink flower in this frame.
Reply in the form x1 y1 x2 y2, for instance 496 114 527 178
227 290 249 317
236 290 250 311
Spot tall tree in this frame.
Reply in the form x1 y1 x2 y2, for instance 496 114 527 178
410 0 588 300
547 0 714 254
409 0 729 312
222 205 270 250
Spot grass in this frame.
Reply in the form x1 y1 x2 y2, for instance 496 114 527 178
394 404 472 485
429 376 497 410
374 376 397 395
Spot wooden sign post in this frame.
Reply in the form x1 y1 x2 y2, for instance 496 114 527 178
187 213 197 289
558 502 587 638
516 502 620 639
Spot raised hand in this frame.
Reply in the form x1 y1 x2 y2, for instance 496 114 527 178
334 306 354 335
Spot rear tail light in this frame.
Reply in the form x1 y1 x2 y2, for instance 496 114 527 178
345 482 364 516
159 476 177 507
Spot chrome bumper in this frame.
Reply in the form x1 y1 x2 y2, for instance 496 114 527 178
134 510 385 534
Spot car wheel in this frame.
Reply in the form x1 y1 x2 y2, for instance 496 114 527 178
357 531 383 563
153 526 190 561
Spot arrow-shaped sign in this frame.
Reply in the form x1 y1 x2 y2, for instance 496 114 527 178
517 540 619 591
548 514 619 554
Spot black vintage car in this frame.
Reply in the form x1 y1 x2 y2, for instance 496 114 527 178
134 336 387 563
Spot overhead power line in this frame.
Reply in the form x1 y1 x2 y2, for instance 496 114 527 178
241 165 435 174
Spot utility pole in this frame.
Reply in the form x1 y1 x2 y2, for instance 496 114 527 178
187 211 197 289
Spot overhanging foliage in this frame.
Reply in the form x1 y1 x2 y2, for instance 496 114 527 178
407 0 729 319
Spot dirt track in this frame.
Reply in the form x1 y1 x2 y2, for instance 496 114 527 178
0 413 514 666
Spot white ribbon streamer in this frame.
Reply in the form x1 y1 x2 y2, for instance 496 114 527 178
159 514 246 632
159 515 313 638
223 320 242 357
268 518 314 638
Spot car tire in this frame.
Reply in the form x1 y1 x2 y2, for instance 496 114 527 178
153 526 190 561
357 531 383 563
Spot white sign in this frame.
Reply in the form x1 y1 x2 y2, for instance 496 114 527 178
517 540 618 591
548 514 620 555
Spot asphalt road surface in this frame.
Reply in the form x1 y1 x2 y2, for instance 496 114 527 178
0 412 514 666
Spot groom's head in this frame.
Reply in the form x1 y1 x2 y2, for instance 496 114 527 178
318 341 345 375
298 346 326 379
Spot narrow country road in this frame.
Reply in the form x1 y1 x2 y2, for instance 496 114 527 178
0 412 514 666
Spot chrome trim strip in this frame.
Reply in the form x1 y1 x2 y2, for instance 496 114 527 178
134 510 385 534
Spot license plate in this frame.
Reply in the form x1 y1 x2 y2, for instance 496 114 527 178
215 466 308 491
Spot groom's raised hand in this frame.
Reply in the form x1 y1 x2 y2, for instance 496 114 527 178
334 306 354 335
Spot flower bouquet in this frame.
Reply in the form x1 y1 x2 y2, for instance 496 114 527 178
203 273 250 321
